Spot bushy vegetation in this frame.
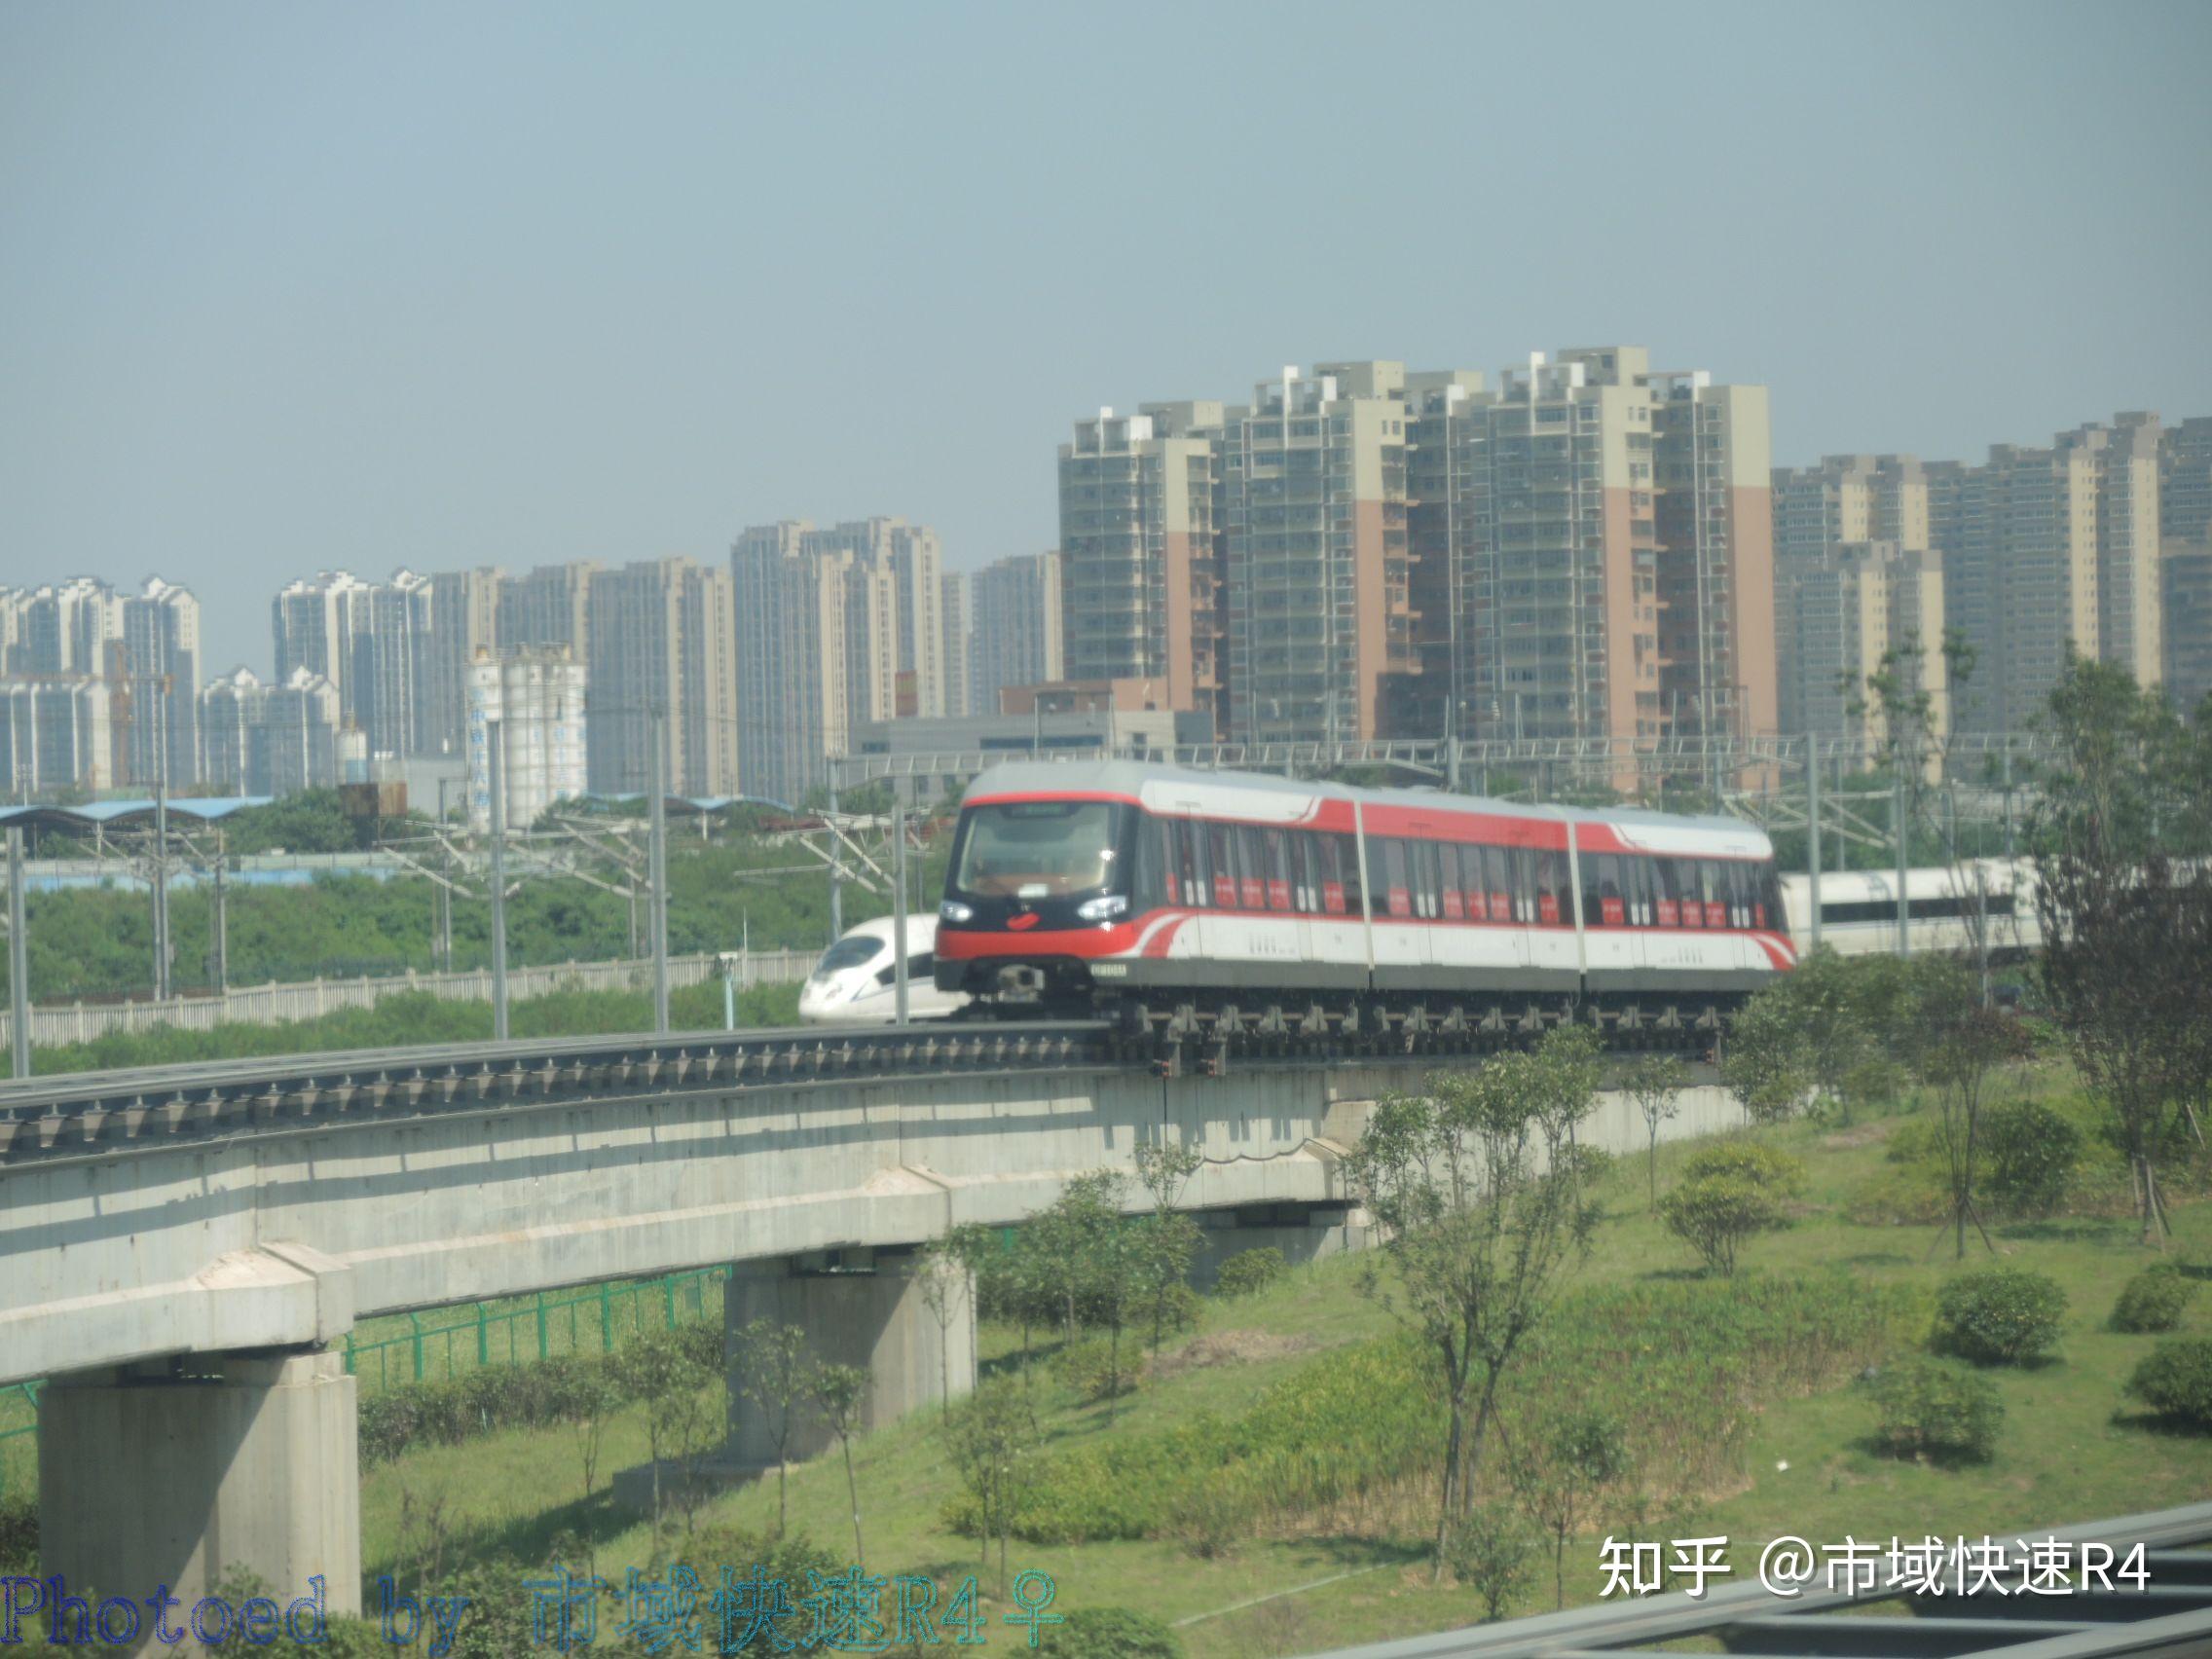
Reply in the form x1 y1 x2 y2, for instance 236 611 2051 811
358 1318 722 1464
1980 1098 2086 1218
1867 1357 2004 1463
31 979 801 1075
1055 1338 1140 1404
1213 1247 1288 1298
943 1273 1917 1549
1659 1140 1806 1276
2124 1338 2212 1429
2111 1265 2198 1333
1044 1606 1184 1659
1932 1269 2067 1366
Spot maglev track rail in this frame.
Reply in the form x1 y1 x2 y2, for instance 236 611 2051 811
0 997 1735 1163
0 1021 1115 1165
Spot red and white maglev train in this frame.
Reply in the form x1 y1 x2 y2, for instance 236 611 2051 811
934 760 1796 1031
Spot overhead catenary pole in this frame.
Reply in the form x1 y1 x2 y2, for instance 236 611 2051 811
209 827 229 994
1894 745 1911 958
1806 739 1823 954
152 721 171 1003
648 708 671 1036
488 719 510 1041
892 796 909 1026
8 828 29 1079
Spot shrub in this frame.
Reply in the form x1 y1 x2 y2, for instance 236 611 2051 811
1980 1099 2083 1219
1450 1502 1534 1623
1679 1139 1808 1192
1055 1337 1138 1404
1867 1357 2003 1462
1214 1247 1288 1298
1933 1269 2066 1366
2125 1338 2212 1429
2112 1266 2198 1334
1045 1607 1183 1659
0 1497 34 1574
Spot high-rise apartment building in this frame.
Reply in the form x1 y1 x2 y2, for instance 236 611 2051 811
969 551 1065 718
270 570 432 758
1777 541 1947 761
1414 353 1652 748
257 667 343 794
730 519 955 804
1771 455 1933 572
1057 402 1226 719
585 558 737 795
199 668 266 794
0 677 114 795
424 568 504 761
498 561 600 658
941 571 972 719
1941 416 2162 734
466 646 587 832
1220 364 1413 743
2160 417 2212 713
117 577 202 790
1647 364 1777 749
1 576 201 789
271 571 371 715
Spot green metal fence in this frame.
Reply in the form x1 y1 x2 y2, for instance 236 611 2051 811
0 1268 729 1500
340 1266 729 1392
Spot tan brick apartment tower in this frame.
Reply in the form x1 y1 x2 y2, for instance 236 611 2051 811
1642 359 1777 754
1057 403 1226 721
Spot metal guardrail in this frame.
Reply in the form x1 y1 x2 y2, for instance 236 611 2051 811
1291 1501 2212 1658
0 1020 1116 1162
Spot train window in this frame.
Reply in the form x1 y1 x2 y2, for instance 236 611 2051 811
1263 829 1294 912
1316 835 1346 914
1297 832 1324 913
1652 858 1681 927
1484 845 1513 923
1176 818 1212 911
1412 839 1442 919
1338 834 1364 914
1700 861 1726 928
1758 864 1784 932
1207 823 1238 907
1628 855 1654 926
1382 839 1412 918
1235 827 1268 909
1135 817 1169 909
1534 849 1567 926
1672 859 1703 926
1438 843 1465 920
1579 853 1620 927
1726 862 1751 928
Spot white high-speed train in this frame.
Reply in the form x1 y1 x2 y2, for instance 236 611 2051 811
1782 858 2041 959
795 913 972 1024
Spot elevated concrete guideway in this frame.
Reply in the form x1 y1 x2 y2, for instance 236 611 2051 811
0 1028 1742 1621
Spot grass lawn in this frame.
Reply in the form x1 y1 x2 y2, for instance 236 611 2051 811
356 1085 2212 1657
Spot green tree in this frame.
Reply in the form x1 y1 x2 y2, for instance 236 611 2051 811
2032 659 2212 1244
1132 1141 1206 1352
1719 986 1812 1124
1624 1053 1691 1209
1512 1410 1630 1610
559 1366 622 1580
733 1319 814 1536
1901 957 2034 1260
912 1235 973 1412
614 1326 719 1550
1448 1502 1534 1623
1346 1025 1602 1576
941 1375 1040 1596
811 1362 870 1569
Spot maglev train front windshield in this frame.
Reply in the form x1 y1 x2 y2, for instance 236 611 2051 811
951 801 1125 900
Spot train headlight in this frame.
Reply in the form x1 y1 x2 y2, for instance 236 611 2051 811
939 901 975 924
1076 895 1127 923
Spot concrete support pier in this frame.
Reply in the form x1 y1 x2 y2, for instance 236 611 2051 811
725 1250 975 1466
38 1348 360 1619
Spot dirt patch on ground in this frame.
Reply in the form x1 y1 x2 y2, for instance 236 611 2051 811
1822 1122 1893 1150
1146 1329 1320 1380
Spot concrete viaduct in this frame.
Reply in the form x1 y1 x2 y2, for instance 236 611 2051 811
0 1025 1741 1618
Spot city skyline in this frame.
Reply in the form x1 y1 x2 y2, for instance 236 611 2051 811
4 2 2208 676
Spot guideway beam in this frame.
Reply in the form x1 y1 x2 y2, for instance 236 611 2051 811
37 1347 361 1623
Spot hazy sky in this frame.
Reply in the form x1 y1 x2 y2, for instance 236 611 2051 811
4 0 2208 675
